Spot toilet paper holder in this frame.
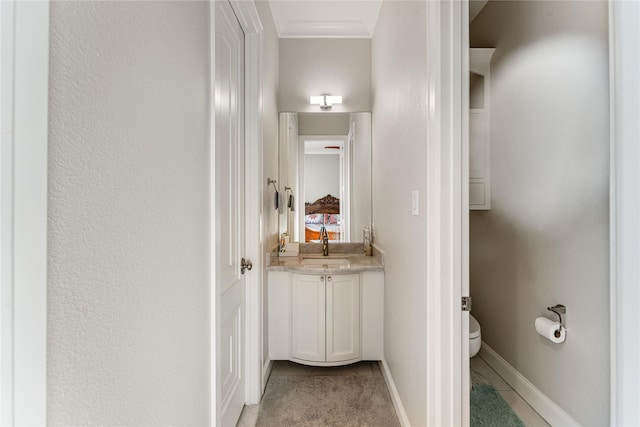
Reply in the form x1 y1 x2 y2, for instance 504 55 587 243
547 304 566 335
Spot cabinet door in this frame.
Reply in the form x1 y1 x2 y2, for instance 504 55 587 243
291 273 326 362
326 274 360 362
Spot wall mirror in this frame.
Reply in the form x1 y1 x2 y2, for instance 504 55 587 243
278 112 372 243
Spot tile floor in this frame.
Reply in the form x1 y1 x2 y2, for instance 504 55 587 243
237 358 550 427
471 356 550 427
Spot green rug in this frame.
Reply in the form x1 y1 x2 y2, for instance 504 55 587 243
471 384 525 427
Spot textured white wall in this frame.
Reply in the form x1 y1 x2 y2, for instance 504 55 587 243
256 0 280 368
257 0 280 252
371 2 428 425
279 38 371 112
470 1 610 425
48 2 210 424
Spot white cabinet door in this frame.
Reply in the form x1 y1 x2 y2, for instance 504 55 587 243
291 273 326 362
326 274 360 363
469 48 495 211
469 111 490 209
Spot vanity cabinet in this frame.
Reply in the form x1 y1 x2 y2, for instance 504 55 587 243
268 270 383 366
291 273 360 363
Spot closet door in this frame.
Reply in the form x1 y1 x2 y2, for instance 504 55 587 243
291 273 326 362
215 1 246 426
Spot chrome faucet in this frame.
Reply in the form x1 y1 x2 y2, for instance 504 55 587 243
320 226 329 256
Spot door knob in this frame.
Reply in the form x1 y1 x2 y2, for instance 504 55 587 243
241 258 253 274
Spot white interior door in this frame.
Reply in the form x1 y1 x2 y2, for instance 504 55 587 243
215 1 246 426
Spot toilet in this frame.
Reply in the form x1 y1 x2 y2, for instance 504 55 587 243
469 314 481 358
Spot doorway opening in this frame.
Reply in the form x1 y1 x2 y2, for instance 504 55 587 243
466 1 611 426
299 136 348 242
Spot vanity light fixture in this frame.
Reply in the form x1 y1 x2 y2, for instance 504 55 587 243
310 95 342 110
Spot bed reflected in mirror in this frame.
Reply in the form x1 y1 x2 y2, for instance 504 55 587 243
304 194 341 242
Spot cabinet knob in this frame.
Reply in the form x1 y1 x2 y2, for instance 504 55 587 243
320 276 324 281
328 276 332 281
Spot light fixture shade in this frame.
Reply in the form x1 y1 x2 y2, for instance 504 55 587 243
325 96 342 105
310 94 343 110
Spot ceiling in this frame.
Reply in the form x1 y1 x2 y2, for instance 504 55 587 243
268 1 383 38
267 0 489 38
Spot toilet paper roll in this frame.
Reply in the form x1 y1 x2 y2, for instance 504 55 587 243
535 317 566 343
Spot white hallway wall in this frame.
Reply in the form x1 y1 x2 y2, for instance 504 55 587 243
371 1 429 425
48 2 210 424
279 38 371 113
469 1 610 425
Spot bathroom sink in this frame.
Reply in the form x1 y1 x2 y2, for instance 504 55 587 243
301 257 350 267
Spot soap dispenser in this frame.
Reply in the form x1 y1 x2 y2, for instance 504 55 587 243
363 226 372 256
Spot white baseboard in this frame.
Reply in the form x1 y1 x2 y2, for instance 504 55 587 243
262 358 273 394
479 342 580 427
379 359 411 427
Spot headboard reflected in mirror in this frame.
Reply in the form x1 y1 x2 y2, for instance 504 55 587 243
304 194 341 242
278 112 372 243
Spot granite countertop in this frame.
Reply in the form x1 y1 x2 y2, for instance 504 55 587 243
267 244 384 274
267 253 384 274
